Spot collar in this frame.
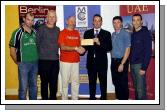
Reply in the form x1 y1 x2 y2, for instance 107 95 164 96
21 25 34 35
115 28 122 34
94 28 101 34
135 26 142 32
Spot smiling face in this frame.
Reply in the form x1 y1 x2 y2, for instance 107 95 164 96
23 13 34 28
113 19 122 31
46 10 57 26
93 16 102 29
132 15 143 30
66 16 76 28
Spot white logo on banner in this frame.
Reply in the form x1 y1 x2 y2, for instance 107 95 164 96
76 6 88 27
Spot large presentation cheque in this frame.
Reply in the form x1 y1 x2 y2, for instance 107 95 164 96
81 39 94 46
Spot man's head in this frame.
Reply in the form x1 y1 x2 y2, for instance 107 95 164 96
132 13 143 30
23 12 34 28
93 14 102 29
112 16 123 31
66 16 76 28
46 10 57 25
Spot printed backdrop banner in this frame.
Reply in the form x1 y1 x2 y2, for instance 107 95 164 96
18 5 56 30
63 5 101 96
120 5 155 100
120 5 155 16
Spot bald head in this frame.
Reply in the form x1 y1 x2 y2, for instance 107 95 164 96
46 10 57 26
67 15 75 21
66 16 76 28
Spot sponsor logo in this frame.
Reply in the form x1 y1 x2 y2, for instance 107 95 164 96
75 6 88 27
24 38 36 46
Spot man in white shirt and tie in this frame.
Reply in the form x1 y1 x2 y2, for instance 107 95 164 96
82 14 112 100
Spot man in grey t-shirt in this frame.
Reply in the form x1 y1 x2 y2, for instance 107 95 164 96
36 10 60 100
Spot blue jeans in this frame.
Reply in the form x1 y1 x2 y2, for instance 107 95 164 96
18 62 38 100
130 64 147 100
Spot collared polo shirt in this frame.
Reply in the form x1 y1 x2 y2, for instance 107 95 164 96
9 27 38 62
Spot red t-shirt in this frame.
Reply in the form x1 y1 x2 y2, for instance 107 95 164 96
58 28 80 63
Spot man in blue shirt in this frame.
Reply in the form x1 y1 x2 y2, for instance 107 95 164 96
111 16 131 100
130 14 152 100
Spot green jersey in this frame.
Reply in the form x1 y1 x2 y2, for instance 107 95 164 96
9 27 38 62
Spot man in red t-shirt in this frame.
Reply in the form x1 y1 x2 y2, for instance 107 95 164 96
58 16 85 100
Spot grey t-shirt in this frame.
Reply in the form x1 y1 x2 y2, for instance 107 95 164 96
36 24 60 60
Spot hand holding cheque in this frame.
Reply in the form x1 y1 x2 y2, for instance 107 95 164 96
75 46 85 54
78 37 100 54
93 37 100 45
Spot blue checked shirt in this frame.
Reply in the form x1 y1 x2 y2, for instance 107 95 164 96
111 28 131 58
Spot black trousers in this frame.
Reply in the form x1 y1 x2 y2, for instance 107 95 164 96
88 67 107 100
38 60 59 100
111 58 129 100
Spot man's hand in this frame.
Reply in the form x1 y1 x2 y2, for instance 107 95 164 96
79 46 85 54
93 37 100 45
75 46 85 54
118 64 124 72
139 69 146 76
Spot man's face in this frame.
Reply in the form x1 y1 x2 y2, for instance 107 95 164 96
113 19 122 31
47 12 56 25
24 14 34 28
66 16 76 27
93 16 102 29
132 16 142 29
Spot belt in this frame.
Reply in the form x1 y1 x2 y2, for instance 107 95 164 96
112 58 123 61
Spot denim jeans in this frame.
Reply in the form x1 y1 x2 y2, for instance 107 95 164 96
130 64 147 100
18 61 38 100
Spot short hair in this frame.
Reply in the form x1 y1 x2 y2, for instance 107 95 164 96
93 14 102 21
47 10 56 16
25 12 34 18
113 16 123 22
132 13 143 20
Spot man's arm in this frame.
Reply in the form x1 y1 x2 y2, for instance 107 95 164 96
121 47 130 65
118 47 130 72
60 43 76 51
36 26 43 50
9 29 19 64
118 32 131 72
121 32 131 64
141 30 152 71
60 43 85 54
10 47 17 64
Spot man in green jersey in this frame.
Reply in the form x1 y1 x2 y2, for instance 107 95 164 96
9 12 38 100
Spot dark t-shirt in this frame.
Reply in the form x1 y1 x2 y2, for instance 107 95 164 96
36 24 60 60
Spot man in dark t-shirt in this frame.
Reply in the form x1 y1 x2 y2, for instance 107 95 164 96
36 10 60 100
